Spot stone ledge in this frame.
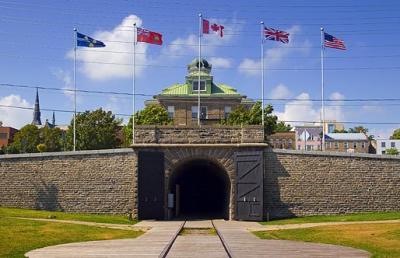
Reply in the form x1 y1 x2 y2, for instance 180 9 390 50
0 148 134 160
131 143 269 148
134 125 263 129
268 148 400 160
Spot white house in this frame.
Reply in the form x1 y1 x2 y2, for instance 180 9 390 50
376 139 400 155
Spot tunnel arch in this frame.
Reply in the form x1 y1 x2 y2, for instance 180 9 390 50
168 158 231 220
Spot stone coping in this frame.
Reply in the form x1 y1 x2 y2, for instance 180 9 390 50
131 143 269 148
0 148 134 160
133 125 263 129
269 148 400 160
2 146 397 161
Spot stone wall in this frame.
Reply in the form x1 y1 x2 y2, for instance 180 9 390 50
134 125 264 144
264 149 400 219
1 144 399 220
0 149 137 216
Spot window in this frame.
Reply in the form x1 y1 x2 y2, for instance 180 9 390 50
288 139 292 149
192 81 206 91
391 142 396 148
200 106 207 119
0 133 7 139
353 142 357 149
298 145 301 150
191 106 198 119
191 106 208 120
224 106 231 119
344 142 349 149
362 142 366 149
335 142 339 149
381 142 386 148
167 106 174 119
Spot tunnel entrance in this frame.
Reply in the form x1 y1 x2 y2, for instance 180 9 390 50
169 159 230 220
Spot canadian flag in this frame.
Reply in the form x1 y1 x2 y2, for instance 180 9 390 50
202 19 224 37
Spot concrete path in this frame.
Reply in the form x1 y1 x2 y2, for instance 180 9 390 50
26 221 183 258
213 220 370 258
13 217 150 231
250 219 400 231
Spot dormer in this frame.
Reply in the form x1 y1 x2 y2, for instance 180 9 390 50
186 58 213 94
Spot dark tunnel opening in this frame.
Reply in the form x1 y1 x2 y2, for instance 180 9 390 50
169 159 230 220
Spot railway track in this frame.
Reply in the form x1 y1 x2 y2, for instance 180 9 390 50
160 220 233 258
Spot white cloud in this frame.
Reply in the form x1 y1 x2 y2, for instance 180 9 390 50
270 84 292 99
274 91 345 126
238 25 312 76
68 15 147 81
238 58 260 76
0 95 32 129
208 57 231 68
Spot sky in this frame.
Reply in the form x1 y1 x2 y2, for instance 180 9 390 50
0 0 399 139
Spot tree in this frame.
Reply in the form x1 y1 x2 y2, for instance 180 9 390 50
275 121 292 132
8 124 40 153
333 129 348 133
66 108 122 150
391 129 400 140
223 101 278 135
348 126 368 134
36 143 47 153
40 126 63 152
223 105 250 125
385 148 399 155
123 105 172 146
135 104 172 125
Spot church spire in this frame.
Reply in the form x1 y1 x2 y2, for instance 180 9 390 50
32 88 42 125
52 111 55 127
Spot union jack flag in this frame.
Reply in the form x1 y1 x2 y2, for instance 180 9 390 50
264 27 289 44
324 32 346 50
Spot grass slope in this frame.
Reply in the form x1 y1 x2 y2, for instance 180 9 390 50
254 223 400 258
0 217 143 258
261 211 400 225
0 207 137 225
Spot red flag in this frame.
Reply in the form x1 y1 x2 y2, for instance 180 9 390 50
202 19 224 37
137 28 163 45
202 19 210 34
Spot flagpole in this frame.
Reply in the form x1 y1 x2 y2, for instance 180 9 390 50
260 21 265 126
321 27 325 151
198 13 202 127
73 28 77 152
132 23 136 145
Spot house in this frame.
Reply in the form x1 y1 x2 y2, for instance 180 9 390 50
376 139 400 155
146 58 254 126
0 123 18 148
325 133 369 153
294 126 323 151
269 131 295 150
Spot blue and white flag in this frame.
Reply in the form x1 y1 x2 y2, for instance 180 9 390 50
76 32 105 48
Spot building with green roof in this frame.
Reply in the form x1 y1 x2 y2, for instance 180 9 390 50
146 58 255 126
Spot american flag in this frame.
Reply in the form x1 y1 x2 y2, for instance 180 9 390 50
324 32 346 50
264 27 289 44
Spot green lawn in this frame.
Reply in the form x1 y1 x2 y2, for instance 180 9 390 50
0 207 137 225
260 211 400 225
0 217 144 258
254 223 400 258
